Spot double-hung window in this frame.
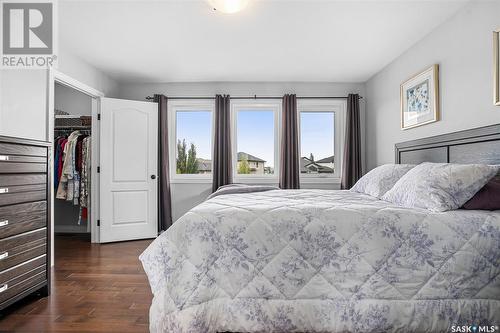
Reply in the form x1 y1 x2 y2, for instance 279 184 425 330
298 99 346 183
231 100 281 182
168 100 215 182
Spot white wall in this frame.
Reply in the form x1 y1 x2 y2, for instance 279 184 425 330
57 47 119 98
55 82 92 116
119 81 366 221
118 82 365 102
365 0 500 170
0 70 47 140
0 48 118 142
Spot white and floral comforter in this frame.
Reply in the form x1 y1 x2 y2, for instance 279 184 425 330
140 190 500 333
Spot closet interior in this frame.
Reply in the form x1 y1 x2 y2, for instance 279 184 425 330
53 83 92 237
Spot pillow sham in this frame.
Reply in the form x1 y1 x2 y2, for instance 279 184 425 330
351 164 415 198
462 176 500 210
381 162 499 212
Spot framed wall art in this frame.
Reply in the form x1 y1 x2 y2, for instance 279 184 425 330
494 28 500 106
401 64 439 130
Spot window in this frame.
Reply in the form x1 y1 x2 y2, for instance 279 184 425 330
231 101 280 180
298 100 346 181
168 100 214 181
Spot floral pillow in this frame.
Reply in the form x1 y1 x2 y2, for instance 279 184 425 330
381 162 499 212
351 164 415 198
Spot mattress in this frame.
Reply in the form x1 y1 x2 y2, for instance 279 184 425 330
140 189 500 332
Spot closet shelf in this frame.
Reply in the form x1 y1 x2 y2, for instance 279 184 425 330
55 115 92 128
55 115 85 119
55 126 91 130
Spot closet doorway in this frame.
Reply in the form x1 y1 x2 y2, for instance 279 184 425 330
48 70 159 262
53 83 93 239
48 70 103 263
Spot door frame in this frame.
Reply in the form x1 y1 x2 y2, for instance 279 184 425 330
47 69 105 260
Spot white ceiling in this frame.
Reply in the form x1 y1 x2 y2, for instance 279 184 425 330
59 0 469 83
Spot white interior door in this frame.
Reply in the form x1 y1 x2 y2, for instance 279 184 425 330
100 98 158 243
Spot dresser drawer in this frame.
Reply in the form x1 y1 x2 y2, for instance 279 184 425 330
0 201 47 239
0 174 47 188
0 161 47 174
0 143 47 174
0 229 46 272
0 143 47 158
0 255 46 285
0 182 46 207
0 271 46 305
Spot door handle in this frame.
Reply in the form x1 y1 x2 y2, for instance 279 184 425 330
0 220 8 227
0 252 8 260
0 155 9 161
0 188 8 194
150 175 156 180
0 284 7 293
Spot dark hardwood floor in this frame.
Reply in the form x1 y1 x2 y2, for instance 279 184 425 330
0 234 154 332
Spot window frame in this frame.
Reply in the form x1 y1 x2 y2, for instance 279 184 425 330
231 100 281 183
168 99 215 183
298 99 346 184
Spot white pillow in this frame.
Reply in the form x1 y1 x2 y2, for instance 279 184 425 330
351 164 415 198
381 162 499 212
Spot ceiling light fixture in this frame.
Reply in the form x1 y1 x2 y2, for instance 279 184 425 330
207 0 250 14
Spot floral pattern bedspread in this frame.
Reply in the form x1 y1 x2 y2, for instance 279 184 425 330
139 190 500 333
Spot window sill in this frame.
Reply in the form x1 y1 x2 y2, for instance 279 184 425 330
233 177 279 184
300 177 341 184
170 177 212 184
169 177 341 185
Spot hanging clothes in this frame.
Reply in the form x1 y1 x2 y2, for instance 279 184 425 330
54 137 65 189
57 138 68 186
80 136 91 208
79 136 91 227
55 129 92 226
56 131 80 200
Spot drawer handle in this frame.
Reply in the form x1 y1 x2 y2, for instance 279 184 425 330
0 220 8 227
0 188 8 194
0 155 9 161
0 284 7 293
0 252 8 260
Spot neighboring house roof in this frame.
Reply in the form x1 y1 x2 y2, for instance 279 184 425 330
300 157 334 173
196 158 212 171
238 152 266 163
300 157 313 173
316 155 334 163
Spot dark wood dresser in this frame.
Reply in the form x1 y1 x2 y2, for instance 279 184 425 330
0 135 51 311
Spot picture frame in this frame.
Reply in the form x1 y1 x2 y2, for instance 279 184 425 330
494 28 500 106
400 64 439 130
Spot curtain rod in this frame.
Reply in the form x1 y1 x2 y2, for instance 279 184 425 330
145 95 363 101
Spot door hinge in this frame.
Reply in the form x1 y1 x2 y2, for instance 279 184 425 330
97 113 101 120
97 166 100 173
97 219 100 227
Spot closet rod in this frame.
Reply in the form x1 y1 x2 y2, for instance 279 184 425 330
144 95 363 101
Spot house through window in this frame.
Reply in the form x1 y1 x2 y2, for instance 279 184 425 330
168 100 215 179
300 112 335 174
298 99 346 181
231 101 280 179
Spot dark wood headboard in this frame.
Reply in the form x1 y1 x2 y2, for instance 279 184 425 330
395 124 500 165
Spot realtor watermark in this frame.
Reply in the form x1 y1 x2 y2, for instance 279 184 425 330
451 325 499 333
1 0 57 68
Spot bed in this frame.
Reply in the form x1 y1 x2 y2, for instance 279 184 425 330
140 124 500 333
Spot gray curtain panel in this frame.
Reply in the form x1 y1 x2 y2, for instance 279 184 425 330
279 94 300 189
212 95 232 192
341 93 362 189
154 94 173 231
